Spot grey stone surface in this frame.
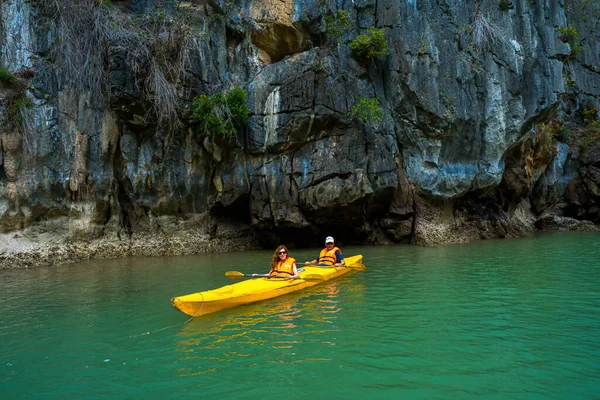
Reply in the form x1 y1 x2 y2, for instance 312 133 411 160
0 0 599 267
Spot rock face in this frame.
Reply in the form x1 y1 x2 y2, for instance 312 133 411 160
0 0 599 266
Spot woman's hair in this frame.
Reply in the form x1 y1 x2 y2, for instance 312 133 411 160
271 245 289 270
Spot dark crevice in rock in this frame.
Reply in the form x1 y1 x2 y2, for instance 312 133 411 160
210 193 251 224
116 181 133 240
99 195 114 237
307 172 352 188
112 134 132 240
580 63 600 74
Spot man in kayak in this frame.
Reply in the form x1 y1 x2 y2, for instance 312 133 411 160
267 245 299 278
304 236 345 267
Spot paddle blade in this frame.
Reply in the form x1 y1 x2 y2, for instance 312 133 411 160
347 263 366 270
302 274 325 281
225 271 246 278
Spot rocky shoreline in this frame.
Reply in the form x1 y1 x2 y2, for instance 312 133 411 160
0 216 262 269
0 234 261 270
1 212 597 270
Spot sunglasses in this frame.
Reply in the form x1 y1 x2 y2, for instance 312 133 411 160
278 251 287 255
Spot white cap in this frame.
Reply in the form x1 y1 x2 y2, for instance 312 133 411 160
325 236 334 244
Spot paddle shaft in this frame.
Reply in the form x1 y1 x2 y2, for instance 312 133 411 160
225 271 327 281
225 271 300 279
305 262 365 270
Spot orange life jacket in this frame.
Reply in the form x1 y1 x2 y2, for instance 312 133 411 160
272 257 297 275
318 247 341 266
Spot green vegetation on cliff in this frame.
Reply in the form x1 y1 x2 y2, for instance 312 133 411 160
0 66 16 84
537 110 600 149
349 28 390 62
192 88 249 138
556 26 583 57
349 96 383 124
324 10 351 45
0 64 35 131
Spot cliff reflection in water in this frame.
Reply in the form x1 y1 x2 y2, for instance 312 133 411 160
174 279 365 375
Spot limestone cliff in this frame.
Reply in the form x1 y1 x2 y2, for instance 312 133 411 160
0 0 599 267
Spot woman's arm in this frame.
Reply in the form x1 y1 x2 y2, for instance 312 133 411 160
290 262 299 278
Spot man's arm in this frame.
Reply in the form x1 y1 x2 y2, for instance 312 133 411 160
305 256 318 265
334 251 345 266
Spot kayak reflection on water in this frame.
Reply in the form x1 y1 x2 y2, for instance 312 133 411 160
174 279 365 366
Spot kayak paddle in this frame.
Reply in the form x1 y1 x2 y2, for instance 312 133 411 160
303 262 366 270
225 271 324 281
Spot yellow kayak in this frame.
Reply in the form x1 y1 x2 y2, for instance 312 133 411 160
171 255 365 317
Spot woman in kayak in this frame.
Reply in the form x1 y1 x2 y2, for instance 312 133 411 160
269 245 299 278
305 236 345 266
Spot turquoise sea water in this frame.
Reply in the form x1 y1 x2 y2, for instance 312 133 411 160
1 232 599 399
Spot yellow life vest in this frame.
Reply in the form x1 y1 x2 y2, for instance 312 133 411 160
273 257 296 275
318 247 341 266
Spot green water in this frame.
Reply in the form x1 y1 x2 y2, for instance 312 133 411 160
1 232 600 399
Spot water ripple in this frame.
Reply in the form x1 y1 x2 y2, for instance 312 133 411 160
1 233 599 399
